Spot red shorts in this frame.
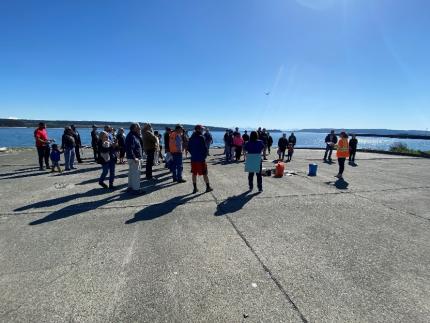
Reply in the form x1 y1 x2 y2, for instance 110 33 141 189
191 161 208 175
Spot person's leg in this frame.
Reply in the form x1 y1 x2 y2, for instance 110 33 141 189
44 146 50 168
328 147 333 161
352 150 356 162
145 149 154 179
338 158 345 176
75 146 82 163
268 146 271 154
93 147 98 161
172 154 178 181
108 160 115 187
257 172 263 191
70 149 76 168
99 163 108 187
64 149 70 170
177 154 184 181
248 172 254 190
324 145 329 160
192 174 198 193
37 147 44 169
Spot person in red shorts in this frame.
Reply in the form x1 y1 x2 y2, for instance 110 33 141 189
188 125 213 194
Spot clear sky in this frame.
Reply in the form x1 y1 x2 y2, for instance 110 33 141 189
0 0 429 130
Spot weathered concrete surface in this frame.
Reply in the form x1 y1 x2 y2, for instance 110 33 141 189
0 148 429 322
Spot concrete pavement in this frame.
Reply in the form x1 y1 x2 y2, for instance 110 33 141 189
0 149 429 322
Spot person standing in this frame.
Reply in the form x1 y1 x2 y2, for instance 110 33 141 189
142 123 157 180
163 127 171 154
233 132 244 161
323 130 338 162
98 131 117 189
224 129 233 162
288 132 297 147
188 125 213 194
91 125 99 161
117 128 126 164
242 130 250 161
287 143 294 162
169 125 186 183
336 132 349 179
349 134 358 164
277 133 288 161
244 131 265 192
267 132 273 154
34 122 52 170
153 130 161 166
182 129 190 158
125 123 144 194
203 129 213 155
71 125 83 163
61 127 76 171
49 144 63 173
260 128 269 160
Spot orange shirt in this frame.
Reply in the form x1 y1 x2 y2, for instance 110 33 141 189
336 138 350 158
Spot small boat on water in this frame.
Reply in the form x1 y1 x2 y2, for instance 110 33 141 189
0 147 8 152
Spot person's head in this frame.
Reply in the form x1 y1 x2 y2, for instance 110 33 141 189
258 127 261 131
52 144 59 150
205 128 209 133
165 127 171 132
143 123 152 131
229 129 233 134
64 126 72 134
38 122 46 129
250 131 258 142
330 130 335 135
71 125 76 130
92 124 97 129
244 130 248 134
262 128 267 133
194 124 204 134
340 131 348 139
225 129 229 133
104 125 111 133
118 128 124 134
154 130 159 136
175 124 184 134
99 131 108 141
235 127 239 131
283 133 286 138
291 132 294 136
130 123 141 134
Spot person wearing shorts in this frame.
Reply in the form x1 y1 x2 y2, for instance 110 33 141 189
188 125 213 194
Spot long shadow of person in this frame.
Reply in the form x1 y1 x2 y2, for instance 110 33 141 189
214 191 259 216
325 178 349 190
28 186 133 225
125 192 203 224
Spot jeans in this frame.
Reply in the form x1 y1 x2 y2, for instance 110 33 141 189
324 144 334 160
145 149 155 179
100 159 116 185
37 146 50 168
171 153 183 181
64 148 75 170
225 145 232 161
338 158 346 175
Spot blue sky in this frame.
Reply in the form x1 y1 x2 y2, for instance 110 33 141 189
0 0 429 130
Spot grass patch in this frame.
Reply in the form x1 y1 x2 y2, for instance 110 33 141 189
389 142 430 156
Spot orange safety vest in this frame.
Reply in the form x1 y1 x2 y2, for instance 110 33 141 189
336 138 350 158
169 132 180 153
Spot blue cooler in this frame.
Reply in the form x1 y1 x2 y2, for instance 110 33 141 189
308 163 318 176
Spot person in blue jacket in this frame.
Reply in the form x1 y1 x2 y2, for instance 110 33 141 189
244 131 265 192
188 125 213 194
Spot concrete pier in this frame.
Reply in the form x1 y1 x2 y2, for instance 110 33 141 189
1 149 429 322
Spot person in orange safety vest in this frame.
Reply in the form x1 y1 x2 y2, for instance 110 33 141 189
336 131 350 179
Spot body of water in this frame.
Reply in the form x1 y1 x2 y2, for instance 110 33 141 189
1 127 430 152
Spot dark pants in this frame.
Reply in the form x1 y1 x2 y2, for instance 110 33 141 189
225 145 232 161
248 172 262 190
145 149 155 179
171 153 183 181
37 146 50 168
268 145 272 154
75 146 82 163
349 149 356 162
235 146 242 160
338 158 346 175
92 145 98 161
100 159 116 185
287 151 293 162
278 148 286 160
324 144 334 160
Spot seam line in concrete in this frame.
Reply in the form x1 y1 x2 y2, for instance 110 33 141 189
209 191 309 323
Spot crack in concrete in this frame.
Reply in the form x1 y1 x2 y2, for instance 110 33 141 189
209 191 309 323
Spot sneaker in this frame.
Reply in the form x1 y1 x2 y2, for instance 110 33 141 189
192 188 198 194
99 182 108 189
177 179 186 183
258 188 263 193
335 174 341 178
205 186 213 193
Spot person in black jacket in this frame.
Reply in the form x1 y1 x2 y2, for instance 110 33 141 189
288 132 297 147
71 125 83 163
260 128 269 160
62 127 76 171
277 134 288 161
349 134 358 164
267 132 273 154
117 128 126 164
323 130 338 162
125 123 144 194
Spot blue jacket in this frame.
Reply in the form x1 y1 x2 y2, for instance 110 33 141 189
50 150 61 162
125 132 143 159
188 132 208 162
244 140 264 154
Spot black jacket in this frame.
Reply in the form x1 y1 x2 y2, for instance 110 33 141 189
288 135 296 146
268 136 273 146
72 130 81 147
325 134 338 145
349 138 358 150
91 130 98 147
278 137 288 150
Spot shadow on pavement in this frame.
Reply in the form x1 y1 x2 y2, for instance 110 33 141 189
325 178 349 190
214 191 259 216
1 166 100 180
125 193 203 224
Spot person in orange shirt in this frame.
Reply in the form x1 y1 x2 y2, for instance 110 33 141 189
336 132 350 179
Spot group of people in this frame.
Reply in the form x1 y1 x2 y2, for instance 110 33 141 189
34 123 359 193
